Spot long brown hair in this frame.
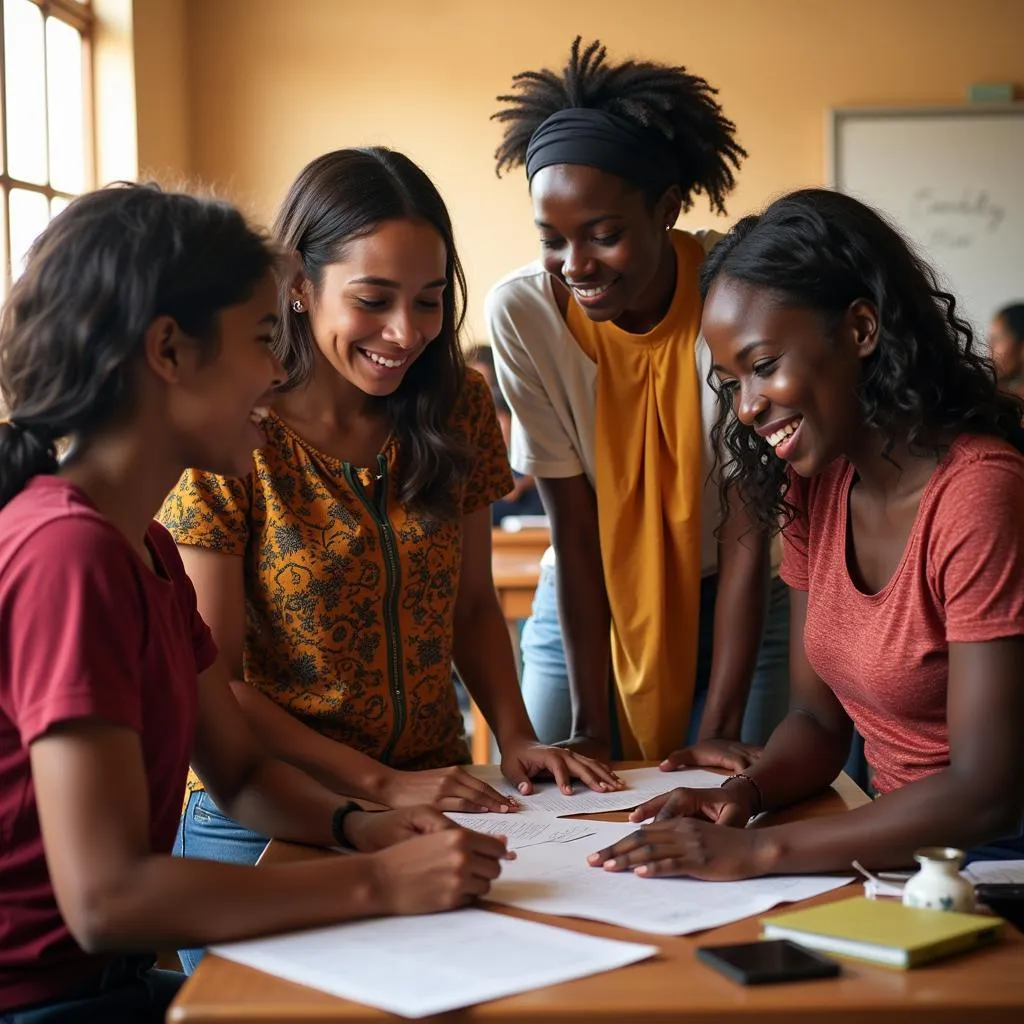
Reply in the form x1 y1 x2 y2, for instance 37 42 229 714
272 148 471 518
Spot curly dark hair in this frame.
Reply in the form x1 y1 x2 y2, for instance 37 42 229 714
1 183 277 511
699 188 1024 533
273 148 471 519
492 36 746 213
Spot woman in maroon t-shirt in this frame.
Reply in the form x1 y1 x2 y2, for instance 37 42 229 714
0 185 510 1022
588 188 1024 881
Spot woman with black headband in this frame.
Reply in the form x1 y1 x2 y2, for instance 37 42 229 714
486 38 790 768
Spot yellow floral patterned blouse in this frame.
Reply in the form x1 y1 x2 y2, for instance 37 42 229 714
159 370 513 795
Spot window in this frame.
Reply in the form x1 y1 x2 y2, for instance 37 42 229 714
0 0 93 301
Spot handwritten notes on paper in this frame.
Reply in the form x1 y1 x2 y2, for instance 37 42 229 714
210 908 657 1018
486 839 854 936
909 187 1006 252
445 812 601 849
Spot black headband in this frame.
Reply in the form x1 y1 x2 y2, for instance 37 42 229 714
524 107 678 194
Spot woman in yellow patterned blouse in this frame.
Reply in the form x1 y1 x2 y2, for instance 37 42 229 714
159 149 617 972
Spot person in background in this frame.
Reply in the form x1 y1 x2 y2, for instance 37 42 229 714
158 149 619 971
491 390 546 525
465 344 545 524
590 189 1024 880
464 342 499 392
989 302 1024 399
0 184 511 1023
487 38 789 761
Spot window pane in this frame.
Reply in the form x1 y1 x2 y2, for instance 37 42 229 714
9 188 49 281
50 195 71 219
46 17 86 194
4 0 48 185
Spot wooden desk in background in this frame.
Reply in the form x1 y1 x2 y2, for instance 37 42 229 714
169 770 1024 1023
490 525 549 618
469 528 549 762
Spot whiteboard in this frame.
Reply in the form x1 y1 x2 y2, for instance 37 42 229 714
829 105 1024 339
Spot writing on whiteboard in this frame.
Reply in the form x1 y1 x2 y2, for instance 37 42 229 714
909 188 1006 250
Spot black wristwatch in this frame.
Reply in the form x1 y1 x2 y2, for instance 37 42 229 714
330 801 364 849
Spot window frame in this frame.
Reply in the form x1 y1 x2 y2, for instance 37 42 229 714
0 0 95 291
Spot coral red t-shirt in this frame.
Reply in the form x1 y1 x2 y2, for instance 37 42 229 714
0 476 217 1011
780 434 1024 796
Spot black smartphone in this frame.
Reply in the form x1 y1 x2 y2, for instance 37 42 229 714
696 939 840 986
974 884 1024 930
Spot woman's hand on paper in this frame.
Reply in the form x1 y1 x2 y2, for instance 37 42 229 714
378 765 518 813
371 827 515 914
552 735 613 762
658 739 762 773
586 817 776 881
627 784 758 827
500 740 623 796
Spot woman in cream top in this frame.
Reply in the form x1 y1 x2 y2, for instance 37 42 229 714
487 38 790 763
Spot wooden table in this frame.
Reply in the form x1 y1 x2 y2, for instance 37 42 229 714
468 528 549 762
168 771 1024 1023
491 548 545 621
491 526 548 622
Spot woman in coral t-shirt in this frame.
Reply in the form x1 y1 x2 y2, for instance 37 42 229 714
589 188 1024 880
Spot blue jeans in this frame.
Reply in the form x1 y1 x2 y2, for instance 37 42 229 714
174 790 269 974
0 956 183 1023
520 567 791 749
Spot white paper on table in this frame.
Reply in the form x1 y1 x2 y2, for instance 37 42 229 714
210 907 657 1019
964 859 1024 884
486 838 854 936
465 764 723 816
444 811 599 848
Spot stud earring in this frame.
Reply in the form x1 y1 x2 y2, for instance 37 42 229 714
292 299 305 313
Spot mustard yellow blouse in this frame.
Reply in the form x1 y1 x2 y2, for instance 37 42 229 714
566 230 706 759
159 370 513 794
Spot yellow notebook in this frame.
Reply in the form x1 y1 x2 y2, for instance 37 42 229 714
761 896 1002 969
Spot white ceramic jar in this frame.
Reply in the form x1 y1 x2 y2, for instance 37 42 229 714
902 847 975 913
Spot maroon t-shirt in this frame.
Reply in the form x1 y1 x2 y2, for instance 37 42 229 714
781 434 1024 795
0 476 217 1011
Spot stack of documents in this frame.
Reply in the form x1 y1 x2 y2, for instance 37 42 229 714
212 764 855 1015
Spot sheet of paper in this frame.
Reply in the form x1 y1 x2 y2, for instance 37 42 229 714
445 811 599 848
210 908 657 1018
487 838 853 935
965 859 1024 884
466 764 724 816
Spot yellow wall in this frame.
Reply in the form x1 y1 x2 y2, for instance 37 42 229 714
133 0 191 181
172 0 1024 338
